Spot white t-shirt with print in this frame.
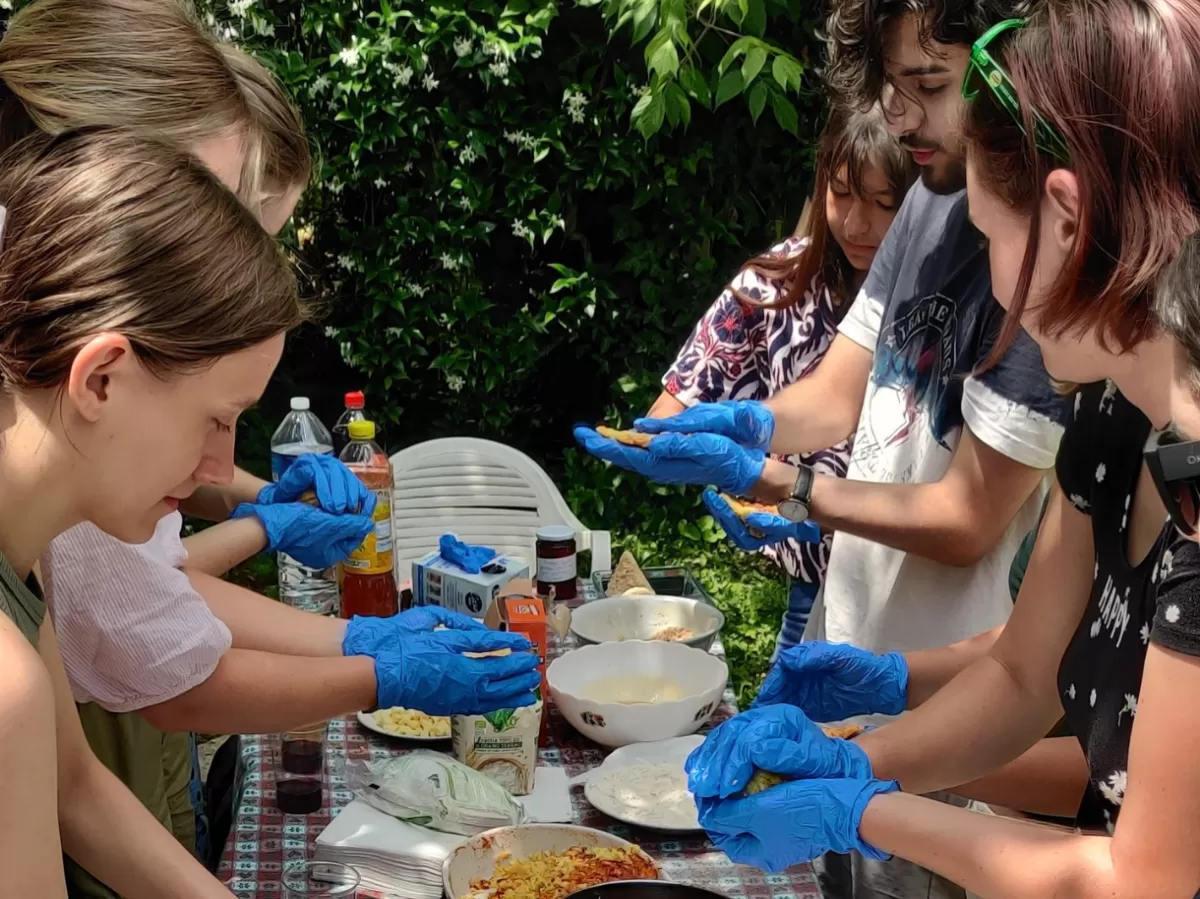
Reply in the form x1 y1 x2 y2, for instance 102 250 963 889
803 182 1069 655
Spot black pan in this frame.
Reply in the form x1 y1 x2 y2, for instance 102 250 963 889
566 881 728 899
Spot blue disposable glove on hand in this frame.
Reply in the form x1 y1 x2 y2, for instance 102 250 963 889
574 427 765 496
257 453 377 517
685 704 873 799
634 400 775 452
696 777 899 873
702 489 820 551
371 628 541 716
752 641 909 720
342 606 491 657
439 534 498 574
231 503 373 569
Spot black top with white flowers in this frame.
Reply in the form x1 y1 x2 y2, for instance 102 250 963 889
1057 381 1200 832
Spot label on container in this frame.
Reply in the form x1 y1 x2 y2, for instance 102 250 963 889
537 554 577 584
344 487 393 574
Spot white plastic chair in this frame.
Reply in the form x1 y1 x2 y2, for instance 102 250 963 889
388 437 612 583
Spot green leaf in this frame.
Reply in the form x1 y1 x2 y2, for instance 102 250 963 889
678 521 702 541
770 91 799 134
772 54 804 92
679 66 711 106
747 80 768 123
631 0 658 43
717 35 756 75
743 0 767 37
632 90 666 139
741 46 767 86
666 82 691 128
715 70 745 107
646 31 679 79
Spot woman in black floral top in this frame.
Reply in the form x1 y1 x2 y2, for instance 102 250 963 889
682 4 1200 896
647 104 915 649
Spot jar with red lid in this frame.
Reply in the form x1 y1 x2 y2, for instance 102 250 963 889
535 525 577 601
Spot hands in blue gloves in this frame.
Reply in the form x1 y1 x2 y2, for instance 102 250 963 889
439 534 498 574
634 400 775 452
257 453 377 517
752 642 909 721
702 489 820 551
696 777 898 873
574 428 765 496
685 704 873 800
231 502 374 569
371 628 541 716
342 606 490 657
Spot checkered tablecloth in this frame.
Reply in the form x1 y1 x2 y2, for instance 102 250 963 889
218 595 819 898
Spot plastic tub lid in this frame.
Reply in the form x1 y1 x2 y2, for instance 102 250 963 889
289 396 311 411
536 525 576 543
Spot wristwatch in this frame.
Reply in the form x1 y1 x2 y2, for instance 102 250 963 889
777 465 814 523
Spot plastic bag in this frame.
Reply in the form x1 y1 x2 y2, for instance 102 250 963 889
347 749 527 835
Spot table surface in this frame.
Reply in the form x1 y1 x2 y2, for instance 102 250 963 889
218 599 818 898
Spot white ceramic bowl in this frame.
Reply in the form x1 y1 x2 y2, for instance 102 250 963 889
442 824 661 899
569 596 725 652
547 641 728 748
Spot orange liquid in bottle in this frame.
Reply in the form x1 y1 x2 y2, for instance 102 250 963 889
338 424 398 619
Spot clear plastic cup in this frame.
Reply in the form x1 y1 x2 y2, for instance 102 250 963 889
279 860 360 898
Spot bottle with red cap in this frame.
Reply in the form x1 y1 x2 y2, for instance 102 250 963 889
332 391 368 457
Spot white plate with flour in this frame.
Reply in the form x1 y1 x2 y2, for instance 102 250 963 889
582 734 705 832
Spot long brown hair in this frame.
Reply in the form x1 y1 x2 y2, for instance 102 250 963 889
0 0 309 208
966 0 1200 365
0 129 306 391
734 104 915 311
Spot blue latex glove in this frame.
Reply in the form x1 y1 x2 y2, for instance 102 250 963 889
438 534 498 575
574 427 765 495
342 606 490 657
231 503 373 569
634 400 775 452
696 777 899 873
257 453 377 517
685 704 872 799
702 489 820 551
372 628 541 716
752 641 909 720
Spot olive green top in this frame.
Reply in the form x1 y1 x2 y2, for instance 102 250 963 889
0 550 46 646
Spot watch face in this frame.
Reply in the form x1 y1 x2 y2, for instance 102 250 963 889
778 498 808 522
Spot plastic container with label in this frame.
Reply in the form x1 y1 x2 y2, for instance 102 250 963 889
338 420 398 618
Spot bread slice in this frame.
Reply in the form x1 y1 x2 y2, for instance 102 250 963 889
606 551 654 597
821 723 865 740
720 494 779 518
595 425 654 448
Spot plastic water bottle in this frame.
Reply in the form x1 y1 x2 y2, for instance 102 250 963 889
331 391 368 457
270 397 339 615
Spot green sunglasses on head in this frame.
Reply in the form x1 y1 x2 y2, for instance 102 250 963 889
962 18 1071 164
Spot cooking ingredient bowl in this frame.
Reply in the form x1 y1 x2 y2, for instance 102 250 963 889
567 882 726 899
546 641 728 748
442 823 661 899
569 595 725 652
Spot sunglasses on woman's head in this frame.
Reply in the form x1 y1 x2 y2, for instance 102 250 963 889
961 18 1071 164
1145 428 1200 538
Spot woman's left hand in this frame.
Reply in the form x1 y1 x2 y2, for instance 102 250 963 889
257 453 377 516
342 606 490 657
573 427 765 495
696 777 898 873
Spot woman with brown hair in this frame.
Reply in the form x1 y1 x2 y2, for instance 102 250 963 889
646 104 916 648
683 2 1200 896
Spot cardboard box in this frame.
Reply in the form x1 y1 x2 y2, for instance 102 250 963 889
411 552 530 619
484 581 548 695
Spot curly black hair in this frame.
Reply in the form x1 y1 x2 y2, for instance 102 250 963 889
822 0 1033 110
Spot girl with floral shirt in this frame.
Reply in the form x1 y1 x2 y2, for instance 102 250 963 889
647 104 916 649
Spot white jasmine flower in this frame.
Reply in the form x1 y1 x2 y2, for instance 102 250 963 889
328 179 345 196
374 177 387 189
459 145 479 165
440 253 459 271
337 255 355 271
339 45 361 67
405 282 428 297
396 65 414 87
423 73 440 91
323 326 340 339
446 373 466 392
563 89 588 124
489 60 510 78
228 0 254 16
454 37 474 57
310 75 331 95
402 162 414 173
457 196 473 211
512 221 534 241
253 18 274 38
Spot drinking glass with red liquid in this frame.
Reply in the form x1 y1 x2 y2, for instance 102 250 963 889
338 420 398 619
277 721 326 815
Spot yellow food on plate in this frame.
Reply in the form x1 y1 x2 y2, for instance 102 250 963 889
372 706 451 739
720 494 779 518
595 425 654 448
466 845 658 899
